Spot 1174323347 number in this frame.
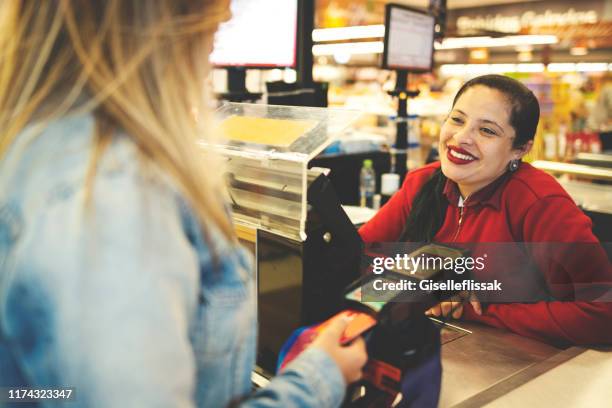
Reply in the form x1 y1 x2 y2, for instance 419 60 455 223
2 388 75 402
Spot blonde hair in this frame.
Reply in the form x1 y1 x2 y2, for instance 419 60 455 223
0 0 235 240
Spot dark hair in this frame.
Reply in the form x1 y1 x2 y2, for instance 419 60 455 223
401 74 540 242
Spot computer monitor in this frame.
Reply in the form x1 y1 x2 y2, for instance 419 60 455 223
210 0 298 68
382 3 435 72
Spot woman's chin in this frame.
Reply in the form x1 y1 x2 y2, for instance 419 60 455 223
441 160 461 178
441 164 471 185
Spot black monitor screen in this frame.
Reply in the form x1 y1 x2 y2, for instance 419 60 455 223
383 4 435 72
210 0 298 68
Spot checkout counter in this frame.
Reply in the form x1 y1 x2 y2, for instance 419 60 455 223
213 103 612 407
533 155 612 243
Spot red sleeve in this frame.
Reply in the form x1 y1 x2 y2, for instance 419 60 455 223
464 196 612 347
358 166 435 243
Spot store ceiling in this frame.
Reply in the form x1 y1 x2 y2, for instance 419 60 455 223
315 0 611 63
396 0 544 9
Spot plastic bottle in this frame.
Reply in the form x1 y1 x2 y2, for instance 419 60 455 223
407 115 422 169
557 124 567 160
359 159 376 208
372 194 381 211
565 132 575 159
544 130 557 160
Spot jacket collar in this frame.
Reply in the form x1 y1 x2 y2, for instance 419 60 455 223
442 169 513 210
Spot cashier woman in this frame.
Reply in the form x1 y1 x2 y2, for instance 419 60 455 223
360 74 612 347
0 1 365 407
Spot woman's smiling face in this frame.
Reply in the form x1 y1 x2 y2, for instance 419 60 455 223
439 85 531 197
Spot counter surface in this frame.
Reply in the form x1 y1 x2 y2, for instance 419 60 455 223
438 320 559 407
439 320 612 408
479 348 612 408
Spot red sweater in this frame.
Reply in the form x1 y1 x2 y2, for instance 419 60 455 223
359 162 612 347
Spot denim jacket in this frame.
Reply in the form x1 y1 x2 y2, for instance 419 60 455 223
0 114 345 407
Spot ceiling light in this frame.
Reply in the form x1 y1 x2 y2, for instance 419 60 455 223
576 63 608 72
312 25 385 42
516 63 545 73
439 63 611 75
435 35 558 50
489 64 517 73
515 45 533 52
469 49 488 61
570 47 588 56
548 63 576 72
312 41 384 56
439 63 544 75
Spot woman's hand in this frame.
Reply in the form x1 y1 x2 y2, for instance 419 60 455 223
425 292 482 319
311 316 368 385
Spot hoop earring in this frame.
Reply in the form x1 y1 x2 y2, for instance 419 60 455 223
508 159 519 173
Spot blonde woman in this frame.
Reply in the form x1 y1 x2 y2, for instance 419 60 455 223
0 1 366 407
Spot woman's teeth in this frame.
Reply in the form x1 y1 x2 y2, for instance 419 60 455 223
450 149 475 161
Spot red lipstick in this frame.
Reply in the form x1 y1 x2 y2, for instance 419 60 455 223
447 145 477 165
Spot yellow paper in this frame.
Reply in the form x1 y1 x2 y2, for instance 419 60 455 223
218 115 317 147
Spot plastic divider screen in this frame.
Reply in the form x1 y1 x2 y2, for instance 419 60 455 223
206 103 361 241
